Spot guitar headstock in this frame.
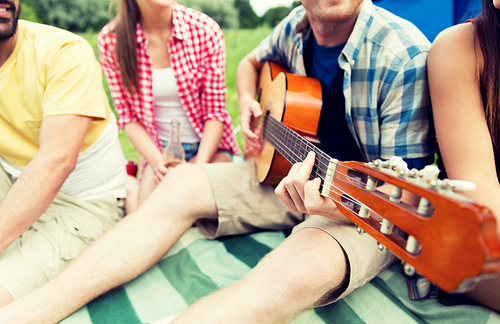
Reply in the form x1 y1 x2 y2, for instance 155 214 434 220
323 157 500 292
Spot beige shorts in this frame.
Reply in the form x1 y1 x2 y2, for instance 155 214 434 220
0 166 124 300
197 161 395 305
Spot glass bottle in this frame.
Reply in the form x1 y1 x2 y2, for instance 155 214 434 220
163 119 185 168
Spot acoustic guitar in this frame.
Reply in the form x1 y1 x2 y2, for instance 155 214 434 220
245 61 500 293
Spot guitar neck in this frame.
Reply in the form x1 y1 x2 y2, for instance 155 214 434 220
263 113 331 183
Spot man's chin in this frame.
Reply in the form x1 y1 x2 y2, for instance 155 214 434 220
0 2 19 41
0 25 16 41
0 16 18 41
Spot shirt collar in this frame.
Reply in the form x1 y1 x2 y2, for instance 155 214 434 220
294 7 309 35
136 23 146 46
342 0 375 65
292 0 375 65
170 1 185 41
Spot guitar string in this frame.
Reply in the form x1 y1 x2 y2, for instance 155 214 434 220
263 127 368 208
262 115 431 253
264 114 404 187
262 115 421 218
263 119 375 194
263 120 382 211
263 114 436 224
264 115 355 173
262 130 396 230
263 116 374 190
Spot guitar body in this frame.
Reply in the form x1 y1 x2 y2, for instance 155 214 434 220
245 61 322 184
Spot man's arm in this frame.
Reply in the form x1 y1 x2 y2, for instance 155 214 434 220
0 114 91 253
236 48 264 151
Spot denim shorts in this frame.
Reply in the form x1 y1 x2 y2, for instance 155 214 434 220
160 140 200 161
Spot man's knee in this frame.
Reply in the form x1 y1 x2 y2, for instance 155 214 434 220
158 163 206 193
265 228 348 298
152 163 217 220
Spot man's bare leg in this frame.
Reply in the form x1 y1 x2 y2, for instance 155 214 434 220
0 284 13 308
174 227 348 324
0 163 217 323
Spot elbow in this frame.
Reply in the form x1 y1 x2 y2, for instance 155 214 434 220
58 154 78 175
44 151 79 177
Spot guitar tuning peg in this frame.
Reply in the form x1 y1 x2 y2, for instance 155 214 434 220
437 179 476 202
377 242 387 252
429 179 439 189
356 226 365 235
403 263 416 276
389 156 408 172
449 180 476 191
380 160 391 169
407 169 419 178
420 165 440 181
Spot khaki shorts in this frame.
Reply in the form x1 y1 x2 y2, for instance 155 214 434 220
0 166 124 300
197 161 395 305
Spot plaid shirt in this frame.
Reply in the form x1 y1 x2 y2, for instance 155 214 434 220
98 2 240 168
257 0 436 163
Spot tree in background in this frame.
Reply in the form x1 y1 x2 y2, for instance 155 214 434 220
234 0 259 29
261 1 301 27
19 0 109 32
18 0 303 32
18 0 40 23
291 1 301 9
178 0 239 29
261 6 291 27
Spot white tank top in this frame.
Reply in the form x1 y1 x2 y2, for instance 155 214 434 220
152 67 199 143
0 115 127 200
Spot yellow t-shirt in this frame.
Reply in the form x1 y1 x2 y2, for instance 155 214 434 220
0 20 110 167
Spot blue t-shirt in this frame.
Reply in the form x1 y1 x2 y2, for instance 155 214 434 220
304 35 365 162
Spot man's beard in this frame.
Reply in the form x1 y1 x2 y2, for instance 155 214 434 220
0 1 21 41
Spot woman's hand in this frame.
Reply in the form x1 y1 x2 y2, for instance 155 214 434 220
152 159 186 184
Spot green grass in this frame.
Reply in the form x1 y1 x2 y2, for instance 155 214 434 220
78 28 272 163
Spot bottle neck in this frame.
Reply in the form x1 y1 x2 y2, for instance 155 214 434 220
169 121 181 144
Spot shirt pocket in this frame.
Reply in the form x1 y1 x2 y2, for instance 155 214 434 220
351 109 380 135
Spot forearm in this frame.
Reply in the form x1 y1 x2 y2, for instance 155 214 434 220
194 120 224 163
0 152 74 253
124 122 163 166
236 49 261 107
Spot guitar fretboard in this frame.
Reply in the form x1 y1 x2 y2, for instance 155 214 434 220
262 113 331 183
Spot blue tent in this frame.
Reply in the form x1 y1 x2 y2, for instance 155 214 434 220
373 0 482 41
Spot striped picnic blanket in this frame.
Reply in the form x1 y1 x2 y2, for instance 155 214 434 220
60 227 500 324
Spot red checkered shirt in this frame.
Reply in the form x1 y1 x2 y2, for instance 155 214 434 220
97 2 241 171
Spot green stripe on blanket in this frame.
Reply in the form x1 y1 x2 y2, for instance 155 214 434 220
60 228 500 324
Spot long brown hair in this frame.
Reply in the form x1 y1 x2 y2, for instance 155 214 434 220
110 0 141 94
477 0 500 146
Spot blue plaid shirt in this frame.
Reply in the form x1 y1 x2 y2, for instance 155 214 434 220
257 0 436 164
